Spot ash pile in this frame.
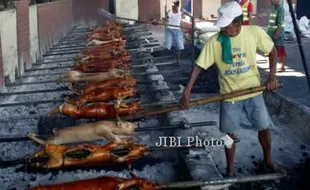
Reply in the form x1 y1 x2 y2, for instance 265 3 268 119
0 21 286 190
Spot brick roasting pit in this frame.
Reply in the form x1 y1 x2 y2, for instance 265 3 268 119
0 23 203 190
0 21 309 190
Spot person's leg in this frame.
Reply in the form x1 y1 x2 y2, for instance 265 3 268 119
244 94 278 171
219 100 243 176
176 50 181 64
279 46 287 72
174 29 184 65
165 29 173 51
258 129 278 170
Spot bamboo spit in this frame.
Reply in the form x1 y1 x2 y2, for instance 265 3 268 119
97 8 191 30
123 83 284 120
158 172 286 189
0 121 216 143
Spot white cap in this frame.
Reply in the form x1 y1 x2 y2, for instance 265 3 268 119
214 1 243 28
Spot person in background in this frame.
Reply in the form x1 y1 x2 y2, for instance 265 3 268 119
180 1 284 177
237 0 254 25
153 1 191 65
268 0 286 72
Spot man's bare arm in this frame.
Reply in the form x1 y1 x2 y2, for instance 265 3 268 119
184 65 201 92
182 9 192 18
268 47 277 75
180 65 202 109
265 46 280 91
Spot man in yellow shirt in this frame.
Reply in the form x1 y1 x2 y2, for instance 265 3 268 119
180 1 282 177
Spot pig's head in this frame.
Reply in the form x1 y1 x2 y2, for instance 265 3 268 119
116 120 138 135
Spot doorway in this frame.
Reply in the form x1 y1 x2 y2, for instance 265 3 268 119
109 0 115 14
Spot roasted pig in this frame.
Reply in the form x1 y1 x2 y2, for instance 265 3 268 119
68 76 137 95
28 120 138 145
27 141 149 169
49 100 142 119
64 87 136 106
30 172 158 190
57 69 130 83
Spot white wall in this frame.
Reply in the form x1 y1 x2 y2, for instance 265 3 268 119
252 0 257 14
0 9 18 83
160 0 175 20
202 0 221 19
29 5 39 64
115 0 138 20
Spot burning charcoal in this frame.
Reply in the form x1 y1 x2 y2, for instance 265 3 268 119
302 152 308 157
194 155 200 160
300 145 306 150
29 111 37 115
30 176 36 181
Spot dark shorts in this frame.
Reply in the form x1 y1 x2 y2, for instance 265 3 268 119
276 46 286 58
219 94 274 134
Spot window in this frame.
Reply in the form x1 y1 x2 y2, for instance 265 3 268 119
0 0 16 10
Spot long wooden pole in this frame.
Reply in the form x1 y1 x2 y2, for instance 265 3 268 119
123 83 283 120
116 16 191 30
286 0 310 92
158 172 286 189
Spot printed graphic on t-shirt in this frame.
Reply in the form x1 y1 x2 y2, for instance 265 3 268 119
224 48 255 75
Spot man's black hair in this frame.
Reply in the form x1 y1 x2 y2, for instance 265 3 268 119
232 14 243 24
173 0 180 7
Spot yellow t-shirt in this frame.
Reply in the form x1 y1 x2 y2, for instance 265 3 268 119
196 25 274 102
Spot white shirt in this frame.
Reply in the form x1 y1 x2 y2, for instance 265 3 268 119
167 10 182 29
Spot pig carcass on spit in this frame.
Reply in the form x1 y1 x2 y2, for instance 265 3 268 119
57 69 130 83
27 141 149 169
30 172 158 190
28 120 138 145
49 100 142 119
77 49 129 63
64 87 136 106
68 76 137 95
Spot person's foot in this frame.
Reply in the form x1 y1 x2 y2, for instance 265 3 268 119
278 67 286 72
264 160 286 174
225 172 234 178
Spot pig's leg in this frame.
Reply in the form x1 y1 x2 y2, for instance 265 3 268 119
48 105 60 115
28 133 47 145
98 130 120 142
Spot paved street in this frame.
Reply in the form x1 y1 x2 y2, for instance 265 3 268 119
257 37 310 110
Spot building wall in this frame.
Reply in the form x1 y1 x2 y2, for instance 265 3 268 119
0 32 4 91
0 9 18 83
72 0 109 27
37 0 73 55
193 0 202 18
160 0 174 19
138 0 160 21
202 0 221 19
29 5 39 64
16 0 30 74
115 0 138 20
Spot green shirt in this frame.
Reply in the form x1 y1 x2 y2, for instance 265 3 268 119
268 5 285 46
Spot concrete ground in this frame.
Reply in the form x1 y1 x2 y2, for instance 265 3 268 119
146 24 310 189
257 38 310 109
